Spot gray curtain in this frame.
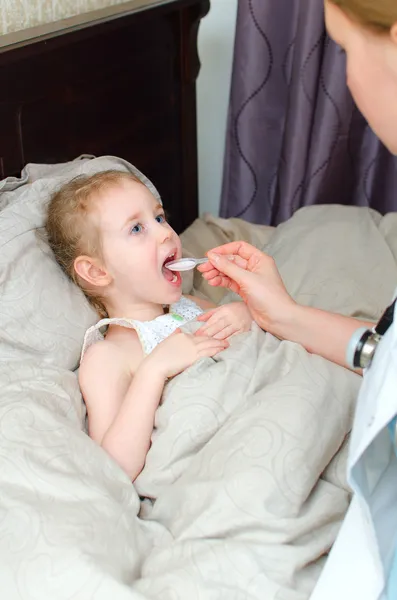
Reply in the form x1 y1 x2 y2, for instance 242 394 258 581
221 0 397 226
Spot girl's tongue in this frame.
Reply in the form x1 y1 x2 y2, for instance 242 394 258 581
162 265 175 282
162 255 181 284
162 267 182 286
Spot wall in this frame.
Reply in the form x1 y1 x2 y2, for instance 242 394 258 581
197 0 237 216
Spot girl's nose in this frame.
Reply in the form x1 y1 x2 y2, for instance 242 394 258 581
155 221 171 243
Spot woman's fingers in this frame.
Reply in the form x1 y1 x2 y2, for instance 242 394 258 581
203 252 254 292
197 265 221 280
198 254 248 273
207 275 224 286
197 260 214 273
211 275 240 295
207 241 258 262
198 253 245 294
200 270 236 292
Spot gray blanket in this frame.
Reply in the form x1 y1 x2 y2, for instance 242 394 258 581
134 321 359 599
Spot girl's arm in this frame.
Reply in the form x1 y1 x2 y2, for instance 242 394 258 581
79 332 228 481
79 340 165 481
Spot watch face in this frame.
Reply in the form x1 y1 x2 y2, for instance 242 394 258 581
375 299 396 337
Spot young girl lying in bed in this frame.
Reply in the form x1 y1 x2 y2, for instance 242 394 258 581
46 170 253 481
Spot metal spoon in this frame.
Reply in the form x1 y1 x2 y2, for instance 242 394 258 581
165 257 209 272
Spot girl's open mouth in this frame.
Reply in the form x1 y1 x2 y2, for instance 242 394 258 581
162 253 182 286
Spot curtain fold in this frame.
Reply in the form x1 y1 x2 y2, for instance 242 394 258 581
221 0 397 225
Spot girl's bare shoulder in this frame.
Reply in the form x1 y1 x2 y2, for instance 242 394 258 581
80 326 144 384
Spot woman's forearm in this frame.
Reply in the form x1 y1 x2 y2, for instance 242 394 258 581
274 304 374 372
101 361 165 481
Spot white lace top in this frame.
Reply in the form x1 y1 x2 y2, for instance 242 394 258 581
80 296 203 361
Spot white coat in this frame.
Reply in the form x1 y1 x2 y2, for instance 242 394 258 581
310 300 397 600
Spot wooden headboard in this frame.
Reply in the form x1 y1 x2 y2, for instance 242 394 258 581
0 0 209 233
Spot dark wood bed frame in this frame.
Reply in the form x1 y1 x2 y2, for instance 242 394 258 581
0 0 210 233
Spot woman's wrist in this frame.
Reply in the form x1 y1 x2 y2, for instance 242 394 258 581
269 301 306 342
271 300 373 371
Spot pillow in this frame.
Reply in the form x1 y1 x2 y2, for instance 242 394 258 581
0 155 162 371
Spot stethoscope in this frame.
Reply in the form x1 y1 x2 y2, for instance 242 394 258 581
346 298 396 370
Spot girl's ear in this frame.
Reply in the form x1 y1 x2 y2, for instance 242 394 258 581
391 22 397 46
74 255 112 288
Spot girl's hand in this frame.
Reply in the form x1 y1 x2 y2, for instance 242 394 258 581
195 302 252 340
148 332 228 379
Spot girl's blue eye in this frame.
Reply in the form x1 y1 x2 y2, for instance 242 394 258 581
155 214 166 224
130 223 143 235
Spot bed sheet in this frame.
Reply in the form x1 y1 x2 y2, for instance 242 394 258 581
1 156 397 599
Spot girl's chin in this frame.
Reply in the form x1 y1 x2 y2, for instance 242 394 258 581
164 287 183 306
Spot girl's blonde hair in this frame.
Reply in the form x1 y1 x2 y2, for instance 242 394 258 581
46 170 142 318
331 0 397 31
